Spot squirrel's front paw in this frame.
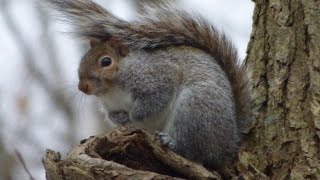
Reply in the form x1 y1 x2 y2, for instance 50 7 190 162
155 131 176 150
109 111 130 125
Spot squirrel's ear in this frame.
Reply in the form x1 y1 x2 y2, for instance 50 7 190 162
90 39 100 48
109 39 129 57
118 45 129 57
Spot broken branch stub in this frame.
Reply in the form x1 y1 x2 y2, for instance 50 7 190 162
43 124 221 180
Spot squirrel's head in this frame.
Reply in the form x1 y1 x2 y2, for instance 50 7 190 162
78 39 129 96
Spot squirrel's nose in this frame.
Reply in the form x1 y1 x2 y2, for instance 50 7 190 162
78 80 92 94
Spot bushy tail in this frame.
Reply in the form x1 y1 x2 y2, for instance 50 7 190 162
43 0 251 133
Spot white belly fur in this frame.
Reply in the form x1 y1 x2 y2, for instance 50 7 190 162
100 86 133 112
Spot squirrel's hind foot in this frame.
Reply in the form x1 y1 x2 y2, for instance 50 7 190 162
155 131 176 150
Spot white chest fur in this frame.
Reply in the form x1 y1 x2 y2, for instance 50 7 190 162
99 85 176 132
100 86 133 112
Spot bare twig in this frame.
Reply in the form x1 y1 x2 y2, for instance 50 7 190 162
15 150 36 180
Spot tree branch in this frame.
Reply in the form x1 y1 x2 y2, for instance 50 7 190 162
43 124 221 180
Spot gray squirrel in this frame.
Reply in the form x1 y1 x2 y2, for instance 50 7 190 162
44 0 251 170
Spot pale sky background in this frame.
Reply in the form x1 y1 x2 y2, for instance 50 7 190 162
0 0 254 179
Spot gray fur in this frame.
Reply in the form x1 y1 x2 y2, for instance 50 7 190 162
113 46 239 169
43 0 251 170
43 0 251 134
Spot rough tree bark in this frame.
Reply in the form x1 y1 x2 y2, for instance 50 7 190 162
43 0 320 179
43 124 221 179
231 0 320 179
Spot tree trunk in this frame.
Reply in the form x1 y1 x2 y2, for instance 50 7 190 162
42 0 320 179
234 0 320 179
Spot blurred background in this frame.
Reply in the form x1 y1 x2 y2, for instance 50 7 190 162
0 0 254 179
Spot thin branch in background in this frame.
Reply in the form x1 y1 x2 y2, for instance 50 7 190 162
15 150 35 180
36 4 79 144
0 0 77 144
38 7 63 81
0 138 14 180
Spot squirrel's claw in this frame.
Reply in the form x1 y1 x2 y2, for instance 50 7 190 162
155 131 176 150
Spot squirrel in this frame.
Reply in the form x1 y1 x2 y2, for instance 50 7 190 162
43 0 251 170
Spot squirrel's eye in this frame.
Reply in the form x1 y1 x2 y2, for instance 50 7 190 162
100 57 112 67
